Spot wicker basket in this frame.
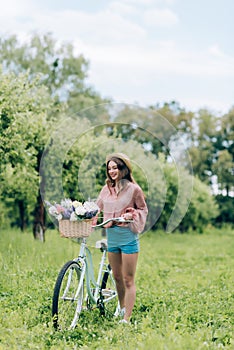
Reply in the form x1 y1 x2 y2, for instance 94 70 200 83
59 219 92 238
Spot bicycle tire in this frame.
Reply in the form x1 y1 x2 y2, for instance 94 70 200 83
52 260 84 330
100 264 118 317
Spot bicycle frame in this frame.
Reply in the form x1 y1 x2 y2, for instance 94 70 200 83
52 222 126 330
73 237 117 308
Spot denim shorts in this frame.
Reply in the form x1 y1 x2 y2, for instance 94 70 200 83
106 226 139 254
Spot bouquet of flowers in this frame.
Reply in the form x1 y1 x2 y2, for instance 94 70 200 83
46 199 99 222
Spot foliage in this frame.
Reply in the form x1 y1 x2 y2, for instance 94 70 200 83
0 33 109 230
0 33 109 120
182 177 219 232
189 108 234 192
214 195 234 227
0 69 56 227
155 156 218 232
113 103 234 196
212 150 233 196
0 33 233 231
0 228 233 349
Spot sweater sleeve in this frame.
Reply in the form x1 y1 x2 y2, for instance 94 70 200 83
96 193 103 212
92 187 105 226
126 186 148 234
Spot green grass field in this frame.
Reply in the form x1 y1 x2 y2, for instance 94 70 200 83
0 227 233 349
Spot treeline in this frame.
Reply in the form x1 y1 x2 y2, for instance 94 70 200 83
0 33 233 235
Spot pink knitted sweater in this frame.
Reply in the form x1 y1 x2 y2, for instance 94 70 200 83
96 181 148 234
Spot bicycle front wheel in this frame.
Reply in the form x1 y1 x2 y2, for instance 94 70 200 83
52 260 84 330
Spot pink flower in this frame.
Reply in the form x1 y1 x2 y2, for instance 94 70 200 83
55 204 65 214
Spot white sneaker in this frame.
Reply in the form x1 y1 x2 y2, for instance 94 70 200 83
119 319 128 324
114 306 125 317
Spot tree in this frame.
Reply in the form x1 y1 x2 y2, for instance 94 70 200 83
214 195 234 227
213 108 234 195
0 69 55 231
0 33 111 237
188 109 218 183
213 150 233 195
0 33 110 122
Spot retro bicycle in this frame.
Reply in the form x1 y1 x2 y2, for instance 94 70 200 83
52 217 132 330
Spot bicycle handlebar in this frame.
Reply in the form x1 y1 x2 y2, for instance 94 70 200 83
92 217 133 228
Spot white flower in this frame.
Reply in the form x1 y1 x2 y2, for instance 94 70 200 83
83 201 99 211
57 214 63 221
72 200 82 208
75 206 86 216
46 198 98 221
61 198 73 209
49 206 58 216
70 212 77 221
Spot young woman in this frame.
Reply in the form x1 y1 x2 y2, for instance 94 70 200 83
96 153 148 323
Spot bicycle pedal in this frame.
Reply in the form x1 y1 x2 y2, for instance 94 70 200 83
102 289 114 297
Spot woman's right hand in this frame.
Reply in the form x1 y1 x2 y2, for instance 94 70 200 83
121 212 133 221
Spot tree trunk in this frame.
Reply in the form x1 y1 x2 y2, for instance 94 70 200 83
226 184 229 196
33 191 46 242
18 199 27 231
33 150 46 242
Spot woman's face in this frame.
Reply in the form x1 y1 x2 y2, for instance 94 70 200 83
108 160 120 182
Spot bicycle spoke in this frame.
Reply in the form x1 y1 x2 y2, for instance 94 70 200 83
100 266 118 318
52 261 84 330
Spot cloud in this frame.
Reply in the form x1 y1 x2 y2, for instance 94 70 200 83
0 0 31 17
0 0 233 113
107 1 139 16
81 38 234 113
208 44 228 59
1 2 233 82
27 9 146 46
80 38 234 78
122 0 175 5
143 8 179 27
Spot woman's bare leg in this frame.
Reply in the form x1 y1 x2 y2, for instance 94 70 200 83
108 252 125 309
108 251 139 320
121 252 138 321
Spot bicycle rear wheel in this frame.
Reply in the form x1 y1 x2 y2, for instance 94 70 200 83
100 264 118 317
52 260 84 330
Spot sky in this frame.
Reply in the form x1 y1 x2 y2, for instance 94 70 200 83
0 0 234 114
